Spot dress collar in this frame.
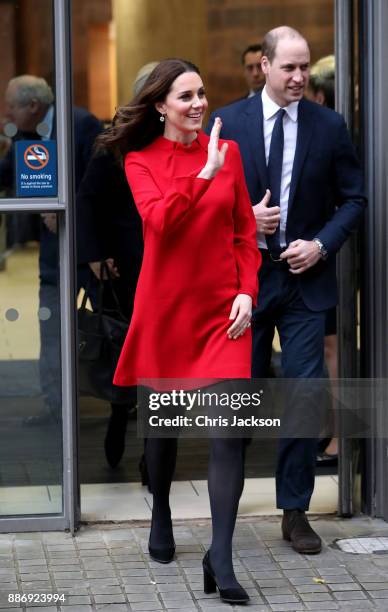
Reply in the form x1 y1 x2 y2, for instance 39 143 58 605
154 129 209 152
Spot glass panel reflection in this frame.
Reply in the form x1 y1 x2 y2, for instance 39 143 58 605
0 0 55 200
0 213 62 516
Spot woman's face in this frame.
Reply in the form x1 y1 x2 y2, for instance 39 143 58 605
156 72 208 139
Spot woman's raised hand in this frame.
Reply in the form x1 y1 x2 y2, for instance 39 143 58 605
197 117 228 180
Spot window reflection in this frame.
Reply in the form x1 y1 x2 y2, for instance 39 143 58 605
0 213 62 517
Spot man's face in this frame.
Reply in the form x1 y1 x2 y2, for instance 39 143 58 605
261 38 310 107
243 51 265 93
4 83 39 132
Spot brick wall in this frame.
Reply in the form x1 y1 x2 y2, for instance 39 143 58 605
0 3 16 118
0 0 112 117
72 0 113 108
1 0 334 121
206 0 334 111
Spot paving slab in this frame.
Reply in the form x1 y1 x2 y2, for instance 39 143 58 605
0 516 388 610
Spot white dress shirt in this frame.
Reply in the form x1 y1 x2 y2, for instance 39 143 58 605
39 105 54 140
258 86 299 249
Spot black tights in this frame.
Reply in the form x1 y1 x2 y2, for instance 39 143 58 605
145 438 177 551
208 438 245 588
145 437 245 589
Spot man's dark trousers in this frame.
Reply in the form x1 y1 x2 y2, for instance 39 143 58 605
252 254 326 510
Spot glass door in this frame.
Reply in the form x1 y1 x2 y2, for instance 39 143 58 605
0 0 79 532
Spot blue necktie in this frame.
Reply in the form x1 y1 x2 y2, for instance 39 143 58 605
266 108 285 257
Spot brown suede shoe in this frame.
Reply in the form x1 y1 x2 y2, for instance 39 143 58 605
282 510 322 554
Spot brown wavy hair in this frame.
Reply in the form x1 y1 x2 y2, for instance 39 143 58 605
97 58 200 156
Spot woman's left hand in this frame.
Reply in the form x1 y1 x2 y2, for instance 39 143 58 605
227 294 252 340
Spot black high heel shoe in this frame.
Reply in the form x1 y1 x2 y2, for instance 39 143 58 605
148 519 175 564
202 551 249 604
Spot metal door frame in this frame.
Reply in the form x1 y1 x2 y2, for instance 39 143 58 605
358 0 388 520
0 0 79 532
335 0 360 517
2 0 386 532
336 0 388 521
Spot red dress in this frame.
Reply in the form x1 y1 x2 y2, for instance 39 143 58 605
113 130 261 387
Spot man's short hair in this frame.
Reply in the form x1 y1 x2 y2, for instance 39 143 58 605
262 26 307 63
8 75 54 107
241 44 262 65
309 55 335 109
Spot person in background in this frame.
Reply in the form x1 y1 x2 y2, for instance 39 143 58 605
0 75 102 424
76 62 159 469
208 27 365 555
308 55 338 461
241 44 265 98
308 55 335 108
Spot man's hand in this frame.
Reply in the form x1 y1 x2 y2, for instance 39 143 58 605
227 294 252 340
280 239 321 274
252 189 280 234
89 258 120 279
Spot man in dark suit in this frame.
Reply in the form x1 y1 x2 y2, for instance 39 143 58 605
0 75 102 423
208 26 366 553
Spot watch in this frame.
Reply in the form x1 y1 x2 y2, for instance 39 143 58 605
313 238 328 260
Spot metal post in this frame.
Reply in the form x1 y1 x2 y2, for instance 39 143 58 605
335 0 358 517
54 0 80 533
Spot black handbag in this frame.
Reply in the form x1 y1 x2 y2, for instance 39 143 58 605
77 263 133 404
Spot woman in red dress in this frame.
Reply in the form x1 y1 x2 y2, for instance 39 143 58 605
99 59 264 605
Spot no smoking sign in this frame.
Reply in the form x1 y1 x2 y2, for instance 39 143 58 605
15 140 57 196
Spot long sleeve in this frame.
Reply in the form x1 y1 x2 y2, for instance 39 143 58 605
316 117 366 255
125 152 212 235
73 110 103 192
231 142 261 305
76 152 113 264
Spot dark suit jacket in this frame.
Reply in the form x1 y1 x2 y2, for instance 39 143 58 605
69 107 104 193
207 95 366 311
76 150 143 317
0 106 102 284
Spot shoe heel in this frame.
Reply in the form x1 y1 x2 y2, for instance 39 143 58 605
282 531 291 542
203 567 217 594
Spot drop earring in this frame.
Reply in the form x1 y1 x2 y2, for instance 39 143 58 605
160 114 165 123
